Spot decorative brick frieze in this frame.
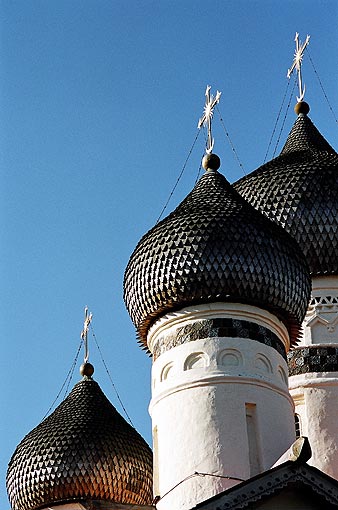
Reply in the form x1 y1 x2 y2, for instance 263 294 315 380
310 295 338 307
153 318 286 361
288 346 338 375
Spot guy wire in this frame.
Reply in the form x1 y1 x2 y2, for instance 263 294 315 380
264 79 291 163
42 340 82 420
272 75 297 158
307 48 338 125
216 105 246 175
156 129 201 224
90 324 135 428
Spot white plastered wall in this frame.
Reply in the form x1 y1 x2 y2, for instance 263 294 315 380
302 276 338 346
289 275 338 479
148 303 295 510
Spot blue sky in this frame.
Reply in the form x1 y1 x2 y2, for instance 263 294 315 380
1 1 337 507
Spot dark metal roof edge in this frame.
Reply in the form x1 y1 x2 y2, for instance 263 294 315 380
192 462 338 510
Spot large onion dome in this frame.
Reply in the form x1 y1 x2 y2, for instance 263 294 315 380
6 370 153 510
234 102 338 276
124 157 311 348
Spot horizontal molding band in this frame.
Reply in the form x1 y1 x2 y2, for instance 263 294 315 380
150 372 293 412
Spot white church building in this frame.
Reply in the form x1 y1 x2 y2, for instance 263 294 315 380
6 36 338 510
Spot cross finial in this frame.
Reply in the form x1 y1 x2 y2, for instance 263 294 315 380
80 306 93 363
287 32 310 102
198 85 221 154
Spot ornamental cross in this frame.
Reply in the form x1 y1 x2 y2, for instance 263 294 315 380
198 85 221 154
80 306 93 363
287 32 310 102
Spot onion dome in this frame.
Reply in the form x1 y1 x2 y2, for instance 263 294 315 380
124 155 311 348
234 102 338 276
6 368 153 510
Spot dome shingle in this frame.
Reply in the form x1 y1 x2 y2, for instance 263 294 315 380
124 168 311 347
234 110 338 276
6 376 153 510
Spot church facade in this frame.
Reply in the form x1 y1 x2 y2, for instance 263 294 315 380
6 42 338 510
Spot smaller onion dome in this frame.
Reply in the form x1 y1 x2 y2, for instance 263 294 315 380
124 161 311 348
234 103 338 276
6 372 153 510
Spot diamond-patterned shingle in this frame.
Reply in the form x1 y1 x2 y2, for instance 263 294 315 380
124 168 311 348
6 377 153 510
234 110 338 276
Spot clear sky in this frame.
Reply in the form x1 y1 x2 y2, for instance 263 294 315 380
1 1 337 507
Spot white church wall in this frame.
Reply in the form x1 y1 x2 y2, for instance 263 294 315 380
289 275 338 479
303 276 338 346
148 303 295 510
290 373 338 479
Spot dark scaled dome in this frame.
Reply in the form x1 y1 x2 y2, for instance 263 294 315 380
6 376 153 510
234 104 338 276
124 167 311 348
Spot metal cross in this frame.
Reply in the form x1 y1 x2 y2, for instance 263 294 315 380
198 85 221 154
80 306 93 363
287 32 310 102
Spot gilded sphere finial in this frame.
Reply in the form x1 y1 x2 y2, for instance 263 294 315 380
202 153 221 171
80 362 94 378
294 101 310 115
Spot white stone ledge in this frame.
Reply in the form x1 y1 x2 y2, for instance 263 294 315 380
150 373 294 412
289 372 338 390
